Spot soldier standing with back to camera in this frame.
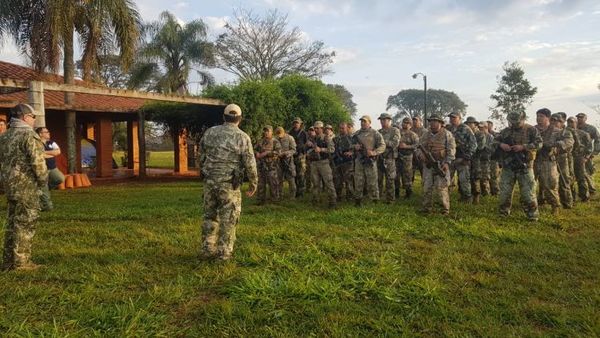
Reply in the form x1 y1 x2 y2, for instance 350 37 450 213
353 115 385 206
496 111 542 221
377 113 401 203
447 112 477 203
416 114 456 215
397 117 419 198
288 117 308 197
1 104 47 271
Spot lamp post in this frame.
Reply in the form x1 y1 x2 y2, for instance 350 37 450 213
412 72 427 127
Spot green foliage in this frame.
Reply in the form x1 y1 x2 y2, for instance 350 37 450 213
490 61 538 123
204 75 351 141
387 89 467 124
326 84 358 118
1 176 599 335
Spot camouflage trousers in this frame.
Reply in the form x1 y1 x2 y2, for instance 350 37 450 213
557 155 573 208
277 157 296 198
537 160 561 209
573 156 591 201
2 194 41 270
310 159 337 204
354 159 379 201
293 154 307 196
396 155 414 190
377 157 397 202
470 158 482 197
489 160 500 195
422 166 450 214
498 168 539 220
202 183 242 259
452 159 472 200
334 161 354 201
258 162 280 203
479 159 491 196
585 157 596 193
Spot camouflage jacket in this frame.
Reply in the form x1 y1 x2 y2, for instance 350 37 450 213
255 137 281 166
411 126 427 140
537 126 573 161
0 118 48 200
478 133 495 161
398 129 419 157
288 128 308 155
579 123 600 155
352 127 385 161
306 134 334 162
572 128 593 157
419 129 456 164
496 124 542 168
333 134 354 164
447 123 477 160
378 127 401 159
199 122 258 190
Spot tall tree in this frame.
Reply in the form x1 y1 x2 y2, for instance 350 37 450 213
76 54 130 88
489 61 537 123
127 11 214 95
215 9 335 80
387 89 467 124
327 84 357 118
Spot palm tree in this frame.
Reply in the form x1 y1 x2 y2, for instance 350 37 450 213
1 0 141 173
128 11 214 95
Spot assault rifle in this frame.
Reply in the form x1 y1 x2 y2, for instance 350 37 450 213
417 144 446 177
352 134 377 165
498 136 528 172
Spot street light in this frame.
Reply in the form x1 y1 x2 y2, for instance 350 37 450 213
412 72 427 127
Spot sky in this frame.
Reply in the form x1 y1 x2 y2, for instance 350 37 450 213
1 0 600 127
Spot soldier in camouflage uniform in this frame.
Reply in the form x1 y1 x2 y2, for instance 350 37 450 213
1 104 48 271
534 108 551 205
477 122 495 196
496 112 542 221
288 117 308 197
255 125 281 204
275 127 296 199
576 113 599 195
416 114 456 215
487 120 500 195
333 122 354 201
353 115 386 205
465 116 485 204
550 114 574 209
397 117 419 198
306 121 337 207
199 104 258 261
411 116 427 184
447 112 477 202
567 117 594 202
377 113 401 203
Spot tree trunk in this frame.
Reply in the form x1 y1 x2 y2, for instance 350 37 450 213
64 25 77 174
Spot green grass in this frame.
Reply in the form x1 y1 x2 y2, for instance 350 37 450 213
113 151 174 169
1 177 599 336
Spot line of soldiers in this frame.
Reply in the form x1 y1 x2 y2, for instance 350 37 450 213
253 108 599 220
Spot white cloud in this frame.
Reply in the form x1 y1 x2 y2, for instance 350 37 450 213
330 47 359 64
203 16 228 35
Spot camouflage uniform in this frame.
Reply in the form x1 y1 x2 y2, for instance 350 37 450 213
411 125 428 184
333 133 354 201
377 123 401 202
551 116 575 209
447 119 477 201
488 129 501 195
478 132 495 196
255 134 281 204
469 125 486 203
306 128 337 206
496 115 542 220
577 120 599 194
397 127 419 198
353 120 386 203
418 118 456 214
1 117 48 270
199 105 258 260
288 123 308 197
276 132 296 198
536 124 573 213
571 128 593 201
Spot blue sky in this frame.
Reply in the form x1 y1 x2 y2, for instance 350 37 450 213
2 0 599 126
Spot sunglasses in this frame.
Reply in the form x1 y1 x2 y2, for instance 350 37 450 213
26 114 36 119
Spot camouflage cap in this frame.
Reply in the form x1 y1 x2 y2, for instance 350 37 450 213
557 112 567 121
263 125 273 131
507 112 525 122
550 113 564 122
536 108 551 117
325 124 333 130
567 116 577 123
378 113 393 120
274 126 285 134
314 121 324 128
465 116 478 124
224 103 242 117
292 117 303 124
427 114 445 123
359 115 372 123
308 126 315 131
412 116 422 121
448 112 461 118
478 122 487 128
11 103 42 118
576 113 587 118
402 117 412 123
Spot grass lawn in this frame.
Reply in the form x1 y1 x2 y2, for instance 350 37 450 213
1 178 599 336
113 151 175 169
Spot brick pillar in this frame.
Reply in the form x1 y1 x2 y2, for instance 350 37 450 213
95 118 113 177
127 120 139 171
174 128 188 173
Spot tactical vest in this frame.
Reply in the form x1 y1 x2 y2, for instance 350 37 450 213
355 128 376 151
258 138 277 163
424 130 448 161
399 129 417 156
307 135 330 161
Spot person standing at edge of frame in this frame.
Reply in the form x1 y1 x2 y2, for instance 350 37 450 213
199 104 258 262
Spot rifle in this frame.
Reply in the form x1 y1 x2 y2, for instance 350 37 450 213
499 135 528 172
417 144 446 177
352 134 377 165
